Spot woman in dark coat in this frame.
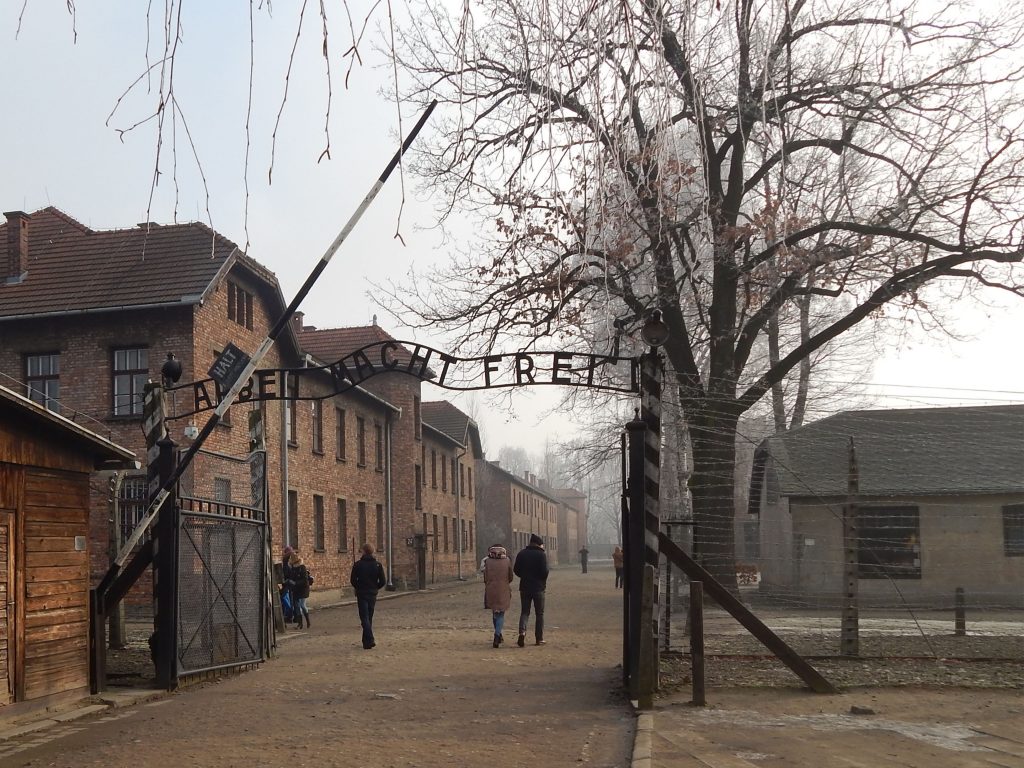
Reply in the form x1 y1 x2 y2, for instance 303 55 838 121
288 552 311 629
483 545 514 648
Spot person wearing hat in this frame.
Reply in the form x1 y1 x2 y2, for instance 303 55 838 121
482 544 514 648
513 533 550 646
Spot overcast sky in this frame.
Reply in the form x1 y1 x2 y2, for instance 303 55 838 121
2 3 1022 466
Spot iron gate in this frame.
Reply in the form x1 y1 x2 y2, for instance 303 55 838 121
174 448 268 677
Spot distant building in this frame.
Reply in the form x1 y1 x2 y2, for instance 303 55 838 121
750 404 1024 607
475 461 587 566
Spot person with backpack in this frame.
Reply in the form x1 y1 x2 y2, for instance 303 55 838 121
350 542 387 649
288 552 312 629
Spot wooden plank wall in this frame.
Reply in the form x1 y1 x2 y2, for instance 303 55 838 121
22 468 90 700
0 511 12 705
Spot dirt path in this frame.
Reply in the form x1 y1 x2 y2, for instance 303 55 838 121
4 565 634 768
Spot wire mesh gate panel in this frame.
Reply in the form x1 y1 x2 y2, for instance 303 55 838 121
175 448 268 678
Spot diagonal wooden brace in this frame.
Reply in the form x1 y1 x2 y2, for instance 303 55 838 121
658 532 836 694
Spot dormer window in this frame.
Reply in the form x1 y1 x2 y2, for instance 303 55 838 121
227 281 254 330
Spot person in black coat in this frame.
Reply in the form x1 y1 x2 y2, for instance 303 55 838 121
513 534 550 646
349 542 387 649
287 553 312 629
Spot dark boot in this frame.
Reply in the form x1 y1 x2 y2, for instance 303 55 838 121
493 634 500 648
305 614 311 628
517 633 525 647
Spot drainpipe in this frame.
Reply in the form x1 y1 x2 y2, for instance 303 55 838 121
280 371 290 547
385 410 396 590
455 446 467 580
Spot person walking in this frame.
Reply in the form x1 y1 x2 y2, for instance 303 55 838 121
482 544 514 648
350 542 387 649
612 546 624 589
513 533 549 647
288 552 312 629
579 545 589 574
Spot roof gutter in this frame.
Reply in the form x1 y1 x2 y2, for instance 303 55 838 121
0 298 199 323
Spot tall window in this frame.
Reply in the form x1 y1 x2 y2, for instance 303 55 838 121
414 466 423 509
432 515 439 551
213 478 232 513
858 506 920 579
460 465 466 497
336 408 347 460
443 516 449 552
468 467 473 499
313 495 325 551
375 423 384 471
468 521 474 551
376 504 385 552
227 281 254 330
1003 504 1024 556
357 417 367 466
287 490 299 549
421 446 427 484
431 450 437 488
451 460 458 496
441 455 448 492
460 520 467 552
312 401 324 454
337 499 348 552
112 347 148 416
414 395 422 440
357 501 367 546
25 352 60 412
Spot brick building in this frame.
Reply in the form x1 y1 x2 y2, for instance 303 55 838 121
421 400 483 581
0 207 480 599
476 461 588 566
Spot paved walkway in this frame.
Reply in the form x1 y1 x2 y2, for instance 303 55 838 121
638 685 1024 767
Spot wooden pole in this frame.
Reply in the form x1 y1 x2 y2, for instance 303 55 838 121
638 563 656 709
841 436 860 657
620 433 630 686
625 412 647 699
689 580 705 706
640 349 662 690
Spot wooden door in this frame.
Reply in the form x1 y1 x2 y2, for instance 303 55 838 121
0 510 13 705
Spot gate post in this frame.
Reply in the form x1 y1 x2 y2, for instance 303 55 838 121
625 411 647 699
152 435 178 690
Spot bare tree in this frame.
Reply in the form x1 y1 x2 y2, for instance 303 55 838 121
389 0 1024 589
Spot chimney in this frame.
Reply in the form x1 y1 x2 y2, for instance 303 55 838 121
4 210 29 282
292 311 304 331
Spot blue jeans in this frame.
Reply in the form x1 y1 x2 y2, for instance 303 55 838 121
293 597 309 623
357 594 377 648
492 610 506 637
518 591 545 641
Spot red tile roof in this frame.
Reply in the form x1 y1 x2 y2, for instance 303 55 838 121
297 324 423 369
0 207 238 320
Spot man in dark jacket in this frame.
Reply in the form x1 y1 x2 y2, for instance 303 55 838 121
350 543 387 649
513 534 550 646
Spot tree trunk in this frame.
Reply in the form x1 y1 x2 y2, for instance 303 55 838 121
686 396 740 594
